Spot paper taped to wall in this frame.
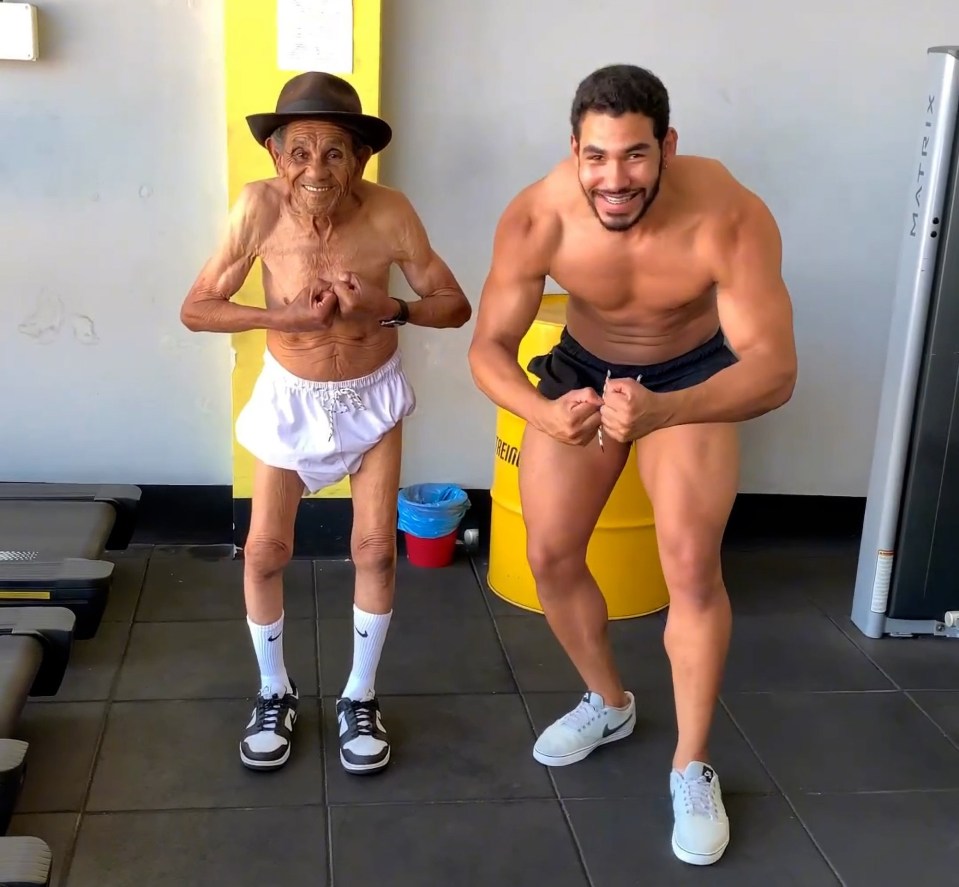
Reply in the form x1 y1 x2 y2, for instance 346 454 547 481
277 0 353 73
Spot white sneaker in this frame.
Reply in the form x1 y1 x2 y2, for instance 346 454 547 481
670 761 730 865
239 682 298 771
532 691 635 766
336 695 390 774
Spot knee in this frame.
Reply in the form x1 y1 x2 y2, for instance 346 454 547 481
658 533 724 609
245 534 293 580
526 535 586 596
352 531 396 577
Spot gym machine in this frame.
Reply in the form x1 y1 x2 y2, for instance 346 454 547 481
0 483 136 884
0 484 141 639
851 46 959 639
0 839 51 887
0 606 74 887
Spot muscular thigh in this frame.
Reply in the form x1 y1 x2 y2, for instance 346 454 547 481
519 427 629 557
635 423 739 590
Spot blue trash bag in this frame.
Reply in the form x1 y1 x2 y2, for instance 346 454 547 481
397 483 471 539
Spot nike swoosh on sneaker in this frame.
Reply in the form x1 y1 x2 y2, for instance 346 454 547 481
602 712 634 738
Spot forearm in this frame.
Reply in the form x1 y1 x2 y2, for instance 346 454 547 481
402 292 472 329
180 296 281 334
662 353 796 426
469 340 549 428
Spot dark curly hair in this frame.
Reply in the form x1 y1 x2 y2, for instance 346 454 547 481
570 65 670 142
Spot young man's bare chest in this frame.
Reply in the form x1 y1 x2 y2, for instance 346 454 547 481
549 218 715 318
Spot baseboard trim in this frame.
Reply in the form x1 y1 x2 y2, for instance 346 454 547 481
131 484 865 555
231 488 492 558
725 493 866 544
132 484 234 546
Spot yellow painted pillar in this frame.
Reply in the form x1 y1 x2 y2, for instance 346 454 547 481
223 0 383 510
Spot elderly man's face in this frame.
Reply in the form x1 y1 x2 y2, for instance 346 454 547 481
269 120 370 217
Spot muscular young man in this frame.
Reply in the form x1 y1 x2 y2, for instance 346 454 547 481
468 65 796 865
181 72 471 775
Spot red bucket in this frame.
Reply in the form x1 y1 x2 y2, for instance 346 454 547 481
404 530 457 568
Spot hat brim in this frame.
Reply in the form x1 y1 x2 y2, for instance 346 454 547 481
245 111 392 154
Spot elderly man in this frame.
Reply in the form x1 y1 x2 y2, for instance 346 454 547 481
181 72 471 775
468 64 797 865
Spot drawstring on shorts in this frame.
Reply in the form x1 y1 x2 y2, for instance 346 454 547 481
321 387 366 440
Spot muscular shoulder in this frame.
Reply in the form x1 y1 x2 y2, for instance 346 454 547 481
492 172 565 272
686 160 783 275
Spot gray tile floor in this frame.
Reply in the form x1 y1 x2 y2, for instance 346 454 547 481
7 539 959 886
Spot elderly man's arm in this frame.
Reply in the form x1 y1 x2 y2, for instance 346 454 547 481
388 193 472 328
180 184 335 333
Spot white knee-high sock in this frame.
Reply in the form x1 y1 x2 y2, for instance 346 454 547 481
342 605 392 701
248 611 292 697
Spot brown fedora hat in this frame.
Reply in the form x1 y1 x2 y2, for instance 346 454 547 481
246 71 392 154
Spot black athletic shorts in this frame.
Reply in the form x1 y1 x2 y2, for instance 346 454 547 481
527 327 738 399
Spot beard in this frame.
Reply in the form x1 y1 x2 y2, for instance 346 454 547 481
582 156 664 232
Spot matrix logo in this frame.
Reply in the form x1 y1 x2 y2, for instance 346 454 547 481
911 93 935 237
495 436 520 467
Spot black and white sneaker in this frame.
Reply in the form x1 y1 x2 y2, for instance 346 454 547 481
239 682 298 770
336 695 390 774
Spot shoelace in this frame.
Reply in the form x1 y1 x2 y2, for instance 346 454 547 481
680 777 720 820
256 693 284 731
559 694 602 733
345 700 377 735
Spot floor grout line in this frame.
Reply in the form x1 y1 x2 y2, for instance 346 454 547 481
57 549 150 887
309 557 337 887
902 689 959 754
77 796 586 816
718 695 847 886
720 688 902 696
34 784 959 820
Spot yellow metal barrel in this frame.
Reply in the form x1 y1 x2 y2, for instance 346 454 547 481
487 294 669 619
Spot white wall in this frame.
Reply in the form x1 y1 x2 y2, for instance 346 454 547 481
379 0 959 495
0 0 231 485
3 0 958 495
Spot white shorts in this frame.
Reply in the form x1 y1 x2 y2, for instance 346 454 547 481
235 349 416 493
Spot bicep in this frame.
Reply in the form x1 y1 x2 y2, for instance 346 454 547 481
186 188 258 303
715 201 795 361
398 246 460 300
393 201 460 298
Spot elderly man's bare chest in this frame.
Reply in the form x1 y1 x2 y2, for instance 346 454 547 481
259 224 392 285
